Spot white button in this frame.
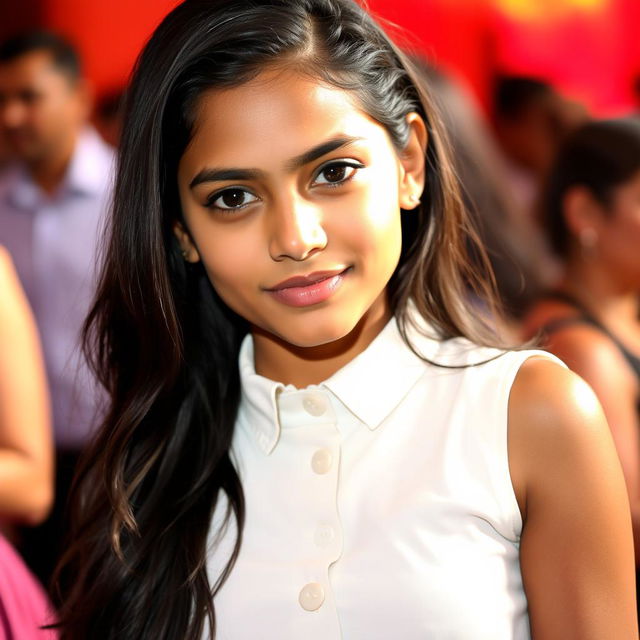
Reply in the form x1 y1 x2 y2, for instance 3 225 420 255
302 393 328 417
314 524 335 547
299 582 325 611
311 449 332 474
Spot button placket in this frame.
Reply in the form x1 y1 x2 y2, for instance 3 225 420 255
287 390 341 620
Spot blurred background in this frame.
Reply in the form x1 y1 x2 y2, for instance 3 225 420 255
2 0 639 120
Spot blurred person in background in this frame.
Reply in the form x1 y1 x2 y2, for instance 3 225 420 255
0 245 52 528
0 131 11 167
0 246 57 638
523 119 640 604
411 59 558 323
0 30 115 586
492 75 588 217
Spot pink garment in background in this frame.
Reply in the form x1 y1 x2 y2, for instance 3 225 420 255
0 535 57 639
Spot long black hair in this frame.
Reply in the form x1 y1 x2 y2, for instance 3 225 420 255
53 1 501 637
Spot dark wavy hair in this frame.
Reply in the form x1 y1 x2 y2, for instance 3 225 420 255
544 117 640 257
53 0 502 637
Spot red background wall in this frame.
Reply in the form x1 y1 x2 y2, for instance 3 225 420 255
366 0 640 114
2 0 639 116
42 0 179 98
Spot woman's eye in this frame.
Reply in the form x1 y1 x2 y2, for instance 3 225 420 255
207 188 258 211
314 161 363 187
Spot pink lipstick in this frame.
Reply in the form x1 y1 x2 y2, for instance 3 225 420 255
266 269 348 307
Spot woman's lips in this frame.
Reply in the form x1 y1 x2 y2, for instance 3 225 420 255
266 269 348 307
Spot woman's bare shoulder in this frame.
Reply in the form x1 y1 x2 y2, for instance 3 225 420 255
507 356 622 518
509 356 605 441
521 298 577 340
523 299 634 389
508 357 609 486
508 357 637 637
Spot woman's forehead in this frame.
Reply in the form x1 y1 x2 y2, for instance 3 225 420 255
190 69 362 129
180 70 388 171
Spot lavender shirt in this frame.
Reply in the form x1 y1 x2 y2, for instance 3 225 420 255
0 127 115 449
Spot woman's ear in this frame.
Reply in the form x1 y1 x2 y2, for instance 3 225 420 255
563 185 605 240
398 112 428 210
173 221 201 263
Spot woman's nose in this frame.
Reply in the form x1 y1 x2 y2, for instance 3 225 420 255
268 196 328 261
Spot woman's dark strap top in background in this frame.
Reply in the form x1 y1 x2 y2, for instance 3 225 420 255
539 290 640 379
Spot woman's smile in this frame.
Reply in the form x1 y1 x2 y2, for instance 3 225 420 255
264 267 350 307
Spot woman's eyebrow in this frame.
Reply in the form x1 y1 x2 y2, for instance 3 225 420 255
189 135 364 189
190 168 263 189
285 135 364 171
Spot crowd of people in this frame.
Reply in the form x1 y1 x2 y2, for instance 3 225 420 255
0 0 638 637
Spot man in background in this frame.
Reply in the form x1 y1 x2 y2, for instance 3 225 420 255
0 31 114 585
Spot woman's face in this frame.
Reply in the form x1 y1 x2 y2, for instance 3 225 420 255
176 69 424 351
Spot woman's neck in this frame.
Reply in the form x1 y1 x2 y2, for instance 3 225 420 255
562 258 640 335
251 300 392 388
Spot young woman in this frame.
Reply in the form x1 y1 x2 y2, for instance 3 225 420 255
523 118 640 587
54 1 636 638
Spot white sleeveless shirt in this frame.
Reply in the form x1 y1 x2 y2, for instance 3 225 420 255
205 315 560 639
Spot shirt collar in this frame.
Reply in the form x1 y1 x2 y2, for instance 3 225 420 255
322 313 438 430
238 336 286 455
1 163 36 211
237 310 444 455
64 126 113 196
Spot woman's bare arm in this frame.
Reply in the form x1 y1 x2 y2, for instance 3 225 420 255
544 325 640 559
509 357 637 639
0 247 54 525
